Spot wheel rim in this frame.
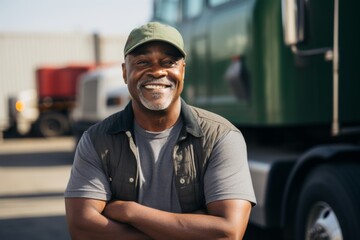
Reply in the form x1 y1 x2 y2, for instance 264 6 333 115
43 118 62 136
48 119 61 132
306 201 343 240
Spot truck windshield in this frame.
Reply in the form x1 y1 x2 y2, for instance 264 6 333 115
153 0 179 24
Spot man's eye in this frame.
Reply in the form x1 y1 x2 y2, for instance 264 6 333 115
135 60 149 66
162 59 178 67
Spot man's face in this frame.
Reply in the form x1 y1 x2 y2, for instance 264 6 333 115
123 41 185 112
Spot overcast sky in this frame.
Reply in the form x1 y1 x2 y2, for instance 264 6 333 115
0 0 153 36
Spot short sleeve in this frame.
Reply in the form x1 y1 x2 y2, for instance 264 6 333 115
204 130 256 206
64 131 112 200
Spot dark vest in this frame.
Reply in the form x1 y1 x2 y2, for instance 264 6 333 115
88 100 239 213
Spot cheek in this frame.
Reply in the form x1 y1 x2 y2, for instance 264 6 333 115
128 81 139 94
172 67 185 80
125 77 138 96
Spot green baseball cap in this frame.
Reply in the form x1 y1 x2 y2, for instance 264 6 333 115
124 22 186 57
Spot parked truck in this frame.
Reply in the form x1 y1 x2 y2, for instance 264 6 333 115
71 65 131 143
153 0 360 239
36 64 96 137
10 64 95 137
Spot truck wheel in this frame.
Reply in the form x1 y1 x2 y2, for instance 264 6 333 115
294 163 360 240
37 112 70 137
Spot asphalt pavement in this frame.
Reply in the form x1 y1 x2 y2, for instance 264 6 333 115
0 137 74 240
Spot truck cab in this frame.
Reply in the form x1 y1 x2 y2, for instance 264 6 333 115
153 0 360 239
71 65 131 143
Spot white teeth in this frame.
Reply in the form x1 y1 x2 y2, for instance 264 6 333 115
144 85 167 89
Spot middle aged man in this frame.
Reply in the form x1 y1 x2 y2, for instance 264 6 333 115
65 22 256 240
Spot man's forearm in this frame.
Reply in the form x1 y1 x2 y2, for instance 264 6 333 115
65 198 151 240
126 206 234 240
68 216 150 240
103 200 251 240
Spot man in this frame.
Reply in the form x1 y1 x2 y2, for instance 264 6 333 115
65 22 256 239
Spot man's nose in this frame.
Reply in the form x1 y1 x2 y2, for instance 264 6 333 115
148 64 167 78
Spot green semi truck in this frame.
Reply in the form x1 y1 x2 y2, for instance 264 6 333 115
153 0 360 239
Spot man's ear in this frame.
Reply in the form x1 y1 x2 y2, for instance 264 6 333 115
122 62 127 84
182 61 186 79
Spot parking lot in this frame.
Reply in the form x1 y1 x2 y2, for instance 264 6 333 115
0 137 74 240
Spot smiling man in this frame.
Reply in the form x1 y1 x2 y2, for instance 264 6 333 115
65 22 256 240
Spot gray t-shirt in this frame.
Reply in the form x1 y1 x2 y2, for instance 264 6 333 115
134 120 182 212
65 122 256 211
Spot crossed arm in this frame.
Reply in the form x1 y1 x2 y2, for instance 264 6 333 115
65 197 252 240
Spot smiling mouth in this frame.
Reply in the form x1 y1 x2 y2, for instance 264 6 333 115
143 84 169 90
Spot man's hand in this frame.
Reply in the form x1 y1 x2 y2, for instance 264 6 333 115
103 200 135 223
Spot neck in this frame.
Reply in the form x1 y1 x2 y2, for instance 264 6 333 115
132 100 181 132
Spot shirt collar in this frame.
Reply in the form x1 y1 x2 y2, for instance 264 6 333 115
107 99 203 138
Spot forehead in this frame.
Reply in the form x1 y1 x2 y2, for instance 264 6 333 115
129 41 183 58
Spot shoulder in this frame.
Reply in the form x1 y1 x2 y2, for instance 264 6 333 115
88 111 122 134
189 105 239 132
182 104 241 149
86 114 115 144
87 101 134 138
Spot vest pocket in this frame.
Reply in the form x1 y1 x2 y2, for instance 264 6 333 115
177 182 204 213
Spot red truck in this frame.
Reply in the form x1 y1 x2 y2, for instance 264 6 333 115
35 64 96 137
10 64 95 137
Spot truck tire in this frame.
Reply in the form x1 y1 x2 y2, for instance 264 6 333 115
294 163 360 240
37 112 70 137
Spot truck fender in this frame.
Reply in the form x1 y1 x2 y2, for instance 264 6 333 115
280 144 360 233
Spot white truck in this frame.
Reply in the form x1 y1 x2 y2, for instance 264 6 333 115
71 65 130 143
7 89 38 136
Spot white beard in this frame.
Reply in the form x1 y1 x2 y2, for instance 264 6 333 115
136 78 176 111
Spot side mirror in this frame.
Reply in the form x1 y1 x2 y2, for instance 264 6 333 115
281 0 305 45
